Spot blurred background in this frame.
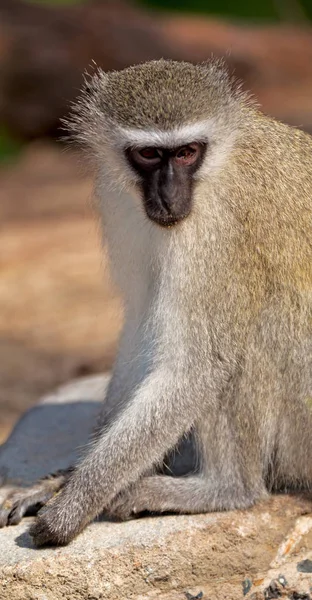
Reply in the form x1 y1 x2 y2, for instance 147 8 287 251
1 0 312 443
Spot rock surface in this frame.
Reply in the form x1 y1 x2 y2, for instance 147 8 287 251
0 375 311 600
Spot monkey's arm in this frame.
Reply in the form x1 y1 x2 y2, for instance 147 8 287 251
29 368 200 546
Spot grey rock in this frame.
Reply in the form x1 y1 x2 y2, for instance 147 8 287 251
297 560 312 574
243 579 253 596
0 374 107 489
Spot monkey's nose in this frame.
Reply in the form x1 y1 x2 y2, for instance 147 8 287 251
158 189 179 216
145 189 192 227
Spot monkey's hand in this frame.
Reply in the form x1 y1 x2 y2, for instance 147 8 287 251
29 479 91 546
0 469 71 528
29 500 73 547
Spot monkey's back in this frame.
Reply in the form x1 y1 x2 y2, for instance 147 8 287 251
229 114 312 295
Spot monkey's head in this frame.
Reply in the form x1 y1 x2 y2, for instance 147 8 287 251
69 59 252 228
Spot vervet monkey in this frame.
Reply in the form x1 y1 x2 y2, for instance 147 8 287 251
0 59 311 547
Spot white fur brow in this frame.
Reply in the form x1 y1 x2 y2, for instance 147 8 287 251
116 121 214 149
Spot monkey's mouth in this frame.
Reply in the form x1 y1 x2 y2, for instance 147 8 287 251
144 201 191 227
145 208 191 228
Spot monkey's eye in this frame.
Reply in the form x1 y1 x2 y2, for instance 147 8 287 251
174 144 200 166
130 147 163 167
140 148 162 160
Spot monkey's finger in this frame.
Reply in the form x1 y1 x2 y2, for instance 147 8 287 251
7 488 55 526
0 491 48 528
0 474 66 528
7 503 29 526
0 506 11 528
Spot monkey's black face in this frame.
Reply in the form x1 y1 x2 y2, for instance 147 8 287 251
126 143 207 227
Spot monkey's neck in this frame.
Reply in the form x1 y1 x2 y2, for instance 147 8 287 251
100 187 246 357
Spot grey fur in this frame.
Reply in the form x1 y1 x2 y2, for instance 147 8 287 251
66 58 253 149
3 59 312 546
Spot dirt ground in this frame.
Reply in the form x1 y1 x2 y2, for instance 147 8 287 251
0 142 122 442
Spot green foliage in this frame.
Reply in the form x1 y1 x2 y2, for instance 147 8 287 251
0 129 23 164
138 0 312 21
139 0 276 19
23 0 312 20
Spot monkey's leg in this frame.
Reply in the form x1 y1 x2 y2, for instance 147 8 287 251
30 382 267 547
106 473 259 521
272 400 312 491
0 469 71 527
107 412 266 519
29 370 209 546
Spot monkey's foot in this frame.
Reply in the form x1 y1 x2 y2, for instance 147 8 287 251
0 470 71 528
